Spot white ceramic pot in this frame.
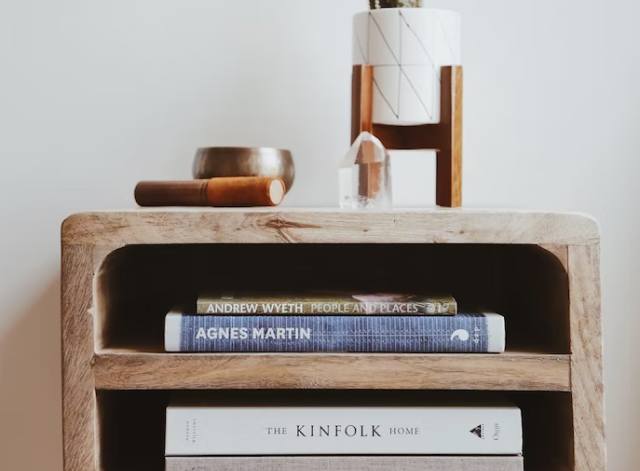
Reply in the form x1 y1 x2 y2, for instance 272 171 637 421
353 8 461 125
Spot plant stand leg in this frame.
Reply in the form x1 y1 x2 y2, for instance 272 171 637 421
436 66 463 208
351 65 374 143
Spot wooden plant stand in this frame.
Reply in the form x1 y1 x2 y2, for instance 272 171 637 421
61 209 605 471
352 65 463 207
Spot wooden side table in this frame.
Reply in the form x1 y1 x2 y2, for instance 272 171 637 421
61 209 605 471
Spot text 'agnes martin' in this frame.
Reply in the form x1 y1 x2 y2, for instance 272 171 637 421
195 327 312 340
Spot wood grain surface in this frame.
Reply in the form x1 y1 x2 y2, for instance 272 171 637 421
569 245 605 471
351 64 374 142
61 209 600 246
93 351 571 391
135 177 284 207
540 244 569 272
436 66 463 207
59 210 605 471
371 122 442 150
61 245 96 471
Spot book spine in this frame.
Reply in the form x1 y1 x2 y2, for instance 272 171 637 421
165 313 505 353
166 456 524 471
165 405 522 455
196 300 456 315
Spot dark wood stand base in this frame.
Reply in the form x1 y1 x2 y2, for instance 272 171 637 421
352 65 463 208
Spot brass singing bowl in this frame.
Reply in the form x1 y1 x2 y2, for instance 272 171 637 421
193 147 295 193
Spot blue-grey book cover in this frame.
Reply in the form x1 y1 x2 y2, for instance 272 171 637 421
165 313 505 353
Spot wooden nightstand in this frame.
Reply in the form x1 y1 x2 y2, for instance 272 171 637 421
61 209 604 471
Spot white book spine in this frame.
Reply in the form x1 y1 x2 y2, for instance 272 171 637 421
165 404 522 456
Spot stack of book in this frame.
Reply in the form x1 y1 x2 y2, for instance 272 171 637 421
165 393 524 471
164 292 519 470
164 292 506 353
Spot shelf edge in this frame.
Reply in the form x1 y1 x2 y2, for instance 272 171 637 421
93 352 571 392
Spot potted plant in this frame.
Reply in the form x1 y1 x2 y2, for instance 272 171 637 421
354 0 461 125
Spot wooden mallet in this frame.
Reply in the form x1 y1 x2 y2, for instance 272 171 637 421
135 177 286 207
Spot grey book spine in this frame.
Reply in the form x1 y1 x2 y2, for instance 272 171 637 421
165 312 505 353
166 456 524 471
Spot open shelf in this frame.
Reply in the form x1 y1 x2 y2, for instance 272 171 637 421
96 390 574 471
93 349 570 391
94 243 570 354
61 209 605 471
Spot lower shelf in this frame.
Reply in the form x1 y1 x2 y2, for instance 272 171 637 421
93 350 570 391
97 390 574 471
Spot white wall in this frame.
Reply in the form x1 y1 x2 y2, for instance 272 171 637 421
0 0 637 469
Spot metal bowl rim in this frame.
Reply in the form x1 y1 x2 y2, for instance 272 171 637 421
196 147 292 155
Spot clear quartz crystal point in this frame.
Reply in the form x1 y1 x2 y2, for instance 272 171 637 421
339 132 392 210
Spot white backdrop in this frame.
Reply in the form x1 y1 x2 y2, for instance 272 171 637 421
0 1 638 470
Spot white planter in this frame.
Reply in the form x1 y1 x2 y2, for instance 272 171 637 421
353 8 461 125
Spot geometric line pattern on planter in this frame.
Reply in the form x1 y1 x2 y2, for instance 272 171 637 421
369 12 433 121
